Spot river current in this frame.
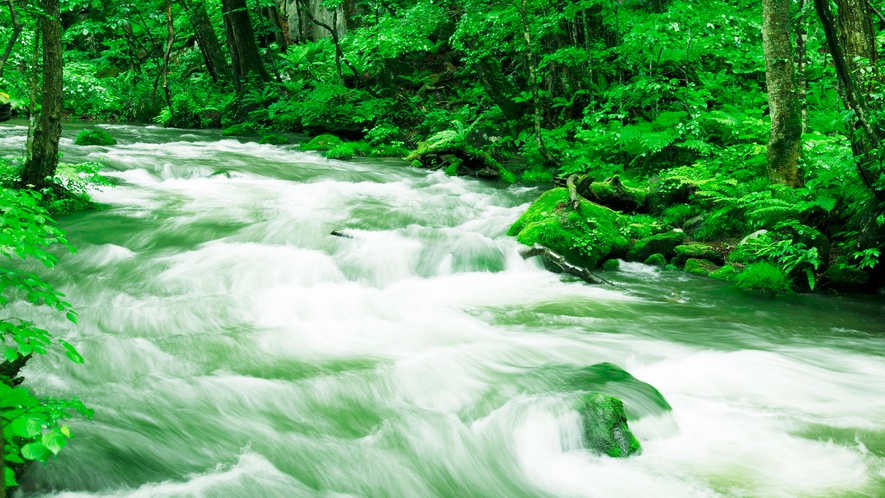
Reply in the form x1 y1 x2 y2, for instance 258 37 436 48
1 122 884 497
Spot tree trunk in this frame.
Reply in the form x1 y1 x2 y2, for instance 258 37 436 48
181 0 232 84
475 57 524 122
21 0 63 190
221 0 271 96
0 0 22 78
763 0 803 187
814 0 884 200
162 0 175 118
796 0 809 132
520 0 555 167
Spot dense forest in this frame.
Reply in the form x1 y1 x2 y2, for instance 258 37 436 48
1 0 885 493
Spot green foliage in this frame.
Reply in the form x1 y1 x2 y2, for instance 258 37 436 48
739 226 824 290
302 134 345 151
74 129 117 146
735 262 792 295
222 123 259 137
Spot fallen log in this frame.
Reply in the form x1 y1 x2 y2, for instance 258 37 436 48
519 243 612 285
330 230 354 239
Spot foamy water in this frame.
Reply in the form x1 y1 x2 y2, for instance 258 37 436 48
1 122 883 497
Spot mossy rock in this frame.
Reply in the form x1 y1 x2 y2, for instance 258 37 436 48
407 138 514 184
602 259 620 270
302 134 344 151
579 393 641 458
673 244 723 266
683 258 720 276
258 134 289 145
626 231 686 262
709 264 741 282
727 247 755 265
74 129 117 146
735 262 792 294
586 175 647 213
508 188 629 268
221 123 258 137
325 141 372 159
644 253 666 266
824 263 870 292
369 144 410 157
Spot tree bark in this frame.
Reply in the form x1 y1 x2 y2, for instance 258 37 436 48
763 0 803 187
796 0 809 132
21 0 63 190
814 0 884 200
221 0 271 96
181 0 232 84
519 244 610 285
520 0 556 167
0 0 22 78
162 0 175 117
475 57 524 122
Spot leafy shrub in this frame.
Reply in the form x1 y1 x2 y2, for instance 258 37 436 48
302 134 344 151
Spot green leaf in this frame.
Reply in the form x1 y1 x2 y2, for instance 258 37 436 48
11 417 42 438
65 311 78 324
3 347 19 361
21 442 52 461
60 425 71 437
5 466 16 487
42 432 67 455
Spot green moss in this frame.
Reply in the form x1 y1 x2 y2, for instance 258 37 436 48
258 134 289 145
589 175 647 212
508 188 629 268
520 165 555 184
644 253 666 266
302 134 344 151
624 214 664 240
709 264 741 282
369 144 410 157
661 204 698 227
410 159 423 168
673 244 723 266
824 264 870 288
579 393 641 458
221 123 258 137
728 247 755 265
626 231 685 262
683 258 720 276
74 129 117 146
444 159 463 176
602 259 620 270
664 264 678 271
735 262 792 294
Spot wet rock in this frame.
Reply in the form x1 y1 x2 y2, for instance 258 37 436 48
0 102 11 122
683 258 720 276
709 263 742 282
301 134 344 151
579 393 641 458
602 259 620 270
824 263 870 292
626 231 685 262
508 188 629 268
644 253 667 266
673 244 724 266
681 215 706 237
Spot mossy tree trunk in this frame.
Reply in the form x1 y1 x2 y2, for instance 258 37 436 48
763 0 803 187
475 57 524 122
21 0 63 190
181 0 233 84
0 0 22 78
221 0 271 97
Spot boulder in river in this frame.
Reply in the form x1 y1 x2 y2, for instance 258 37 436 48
644 253 667 266
626 230 685 262
672 243 724 266
579 393 641 458
74 129 117 146
683 258 720 276
508 188 629 268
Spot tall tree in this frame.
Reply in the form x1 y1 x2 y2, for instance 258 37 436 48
181 0 232 84
763 0 803 187
21 0 63 190
0 0 22 78
221 0 271 96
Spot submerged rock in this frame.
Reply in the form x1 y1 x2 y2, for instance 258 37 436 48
508 188 629 268
579 393 641 458
74 129 117 146
683 258 720 276
626 231 685 262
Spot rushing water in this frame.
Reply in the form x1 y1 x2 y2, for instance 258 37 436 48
1 122 884 497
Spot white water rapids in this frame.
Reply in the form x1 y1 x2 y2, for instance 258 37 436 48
0 122 884 497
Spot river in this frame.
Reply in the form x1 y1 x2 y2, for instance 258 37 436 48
1 122 884 497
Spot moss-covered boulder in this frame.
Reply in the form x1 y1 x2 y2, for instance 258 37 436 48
406 136 515 184
508 188 629 268
74 129 117 146
221 123 258 137
824 263 870 292
301 134 344 151
602 259 620 270
626 231 685 262
647 176 692 214
579 393 641 458
673 244 724 266
259 134 289 145
684 258 720 276
644 253 666 266
709 264 741 282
